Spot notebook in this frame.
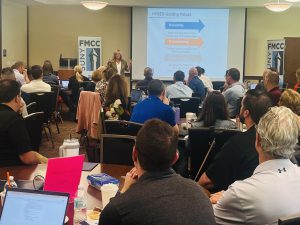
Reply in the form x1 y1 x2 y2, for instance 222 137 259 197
0 188 69 225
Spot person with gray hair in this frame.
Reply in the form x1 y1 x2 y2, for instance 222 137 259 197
188 67 205 97
212 106 300 225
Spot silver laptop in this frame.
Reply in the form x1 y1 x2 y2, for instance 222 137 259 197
0 188 69 225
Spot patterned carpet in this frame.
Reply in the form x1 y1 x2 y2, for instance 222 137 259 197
38 109 83 159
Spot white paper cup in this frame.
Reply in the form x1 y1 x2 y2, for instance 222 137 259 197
186 112 195 128
101 184 119 209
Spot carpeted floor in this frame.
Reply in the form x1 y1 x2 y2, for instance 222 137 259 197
38 108 83 159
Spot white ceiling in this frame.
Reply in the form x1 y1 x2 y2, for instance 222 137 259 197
11 0 300 8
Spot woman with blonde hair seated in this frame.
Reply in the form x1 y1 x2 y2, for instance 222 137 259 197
68 65 89 111
106 49 128 76
279 88 300 117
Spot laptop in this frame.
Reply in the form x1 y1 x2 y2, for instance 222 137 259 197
0 188 69 225
250 83 257 89
130 89 143 103
61 80 69 89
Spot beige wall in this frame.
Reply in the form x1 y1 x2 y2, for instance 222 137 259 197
28 5 131 70
245 7 300 77
2 0 27 67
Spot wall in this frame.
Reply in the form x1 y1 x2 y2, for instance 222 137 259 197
245 7 300 77
2 0 27 67
28 5 131 70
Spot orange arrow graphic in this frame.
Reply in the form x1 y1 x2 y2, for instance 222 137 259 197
165 38 203 47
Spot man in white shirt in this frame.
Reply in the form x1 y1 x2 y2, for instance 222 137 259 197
166 70 193 98
12 61 30 86
21 65 51 93
212 106 300 225
222 68 245 118
196 66 213 92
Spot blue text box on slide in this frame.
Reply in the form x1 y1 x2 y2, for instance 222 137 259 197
165 21 205 32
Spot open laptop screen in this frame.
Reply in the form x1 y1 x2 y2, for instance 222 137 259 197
61 80 69 88
130 89 143 103
0 189 69 225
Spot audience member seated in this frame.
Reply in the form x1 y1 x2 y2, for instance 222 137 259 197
68 65 89 111
135 67 153 93
188 67 206 98
104 75 130 120
1 67 28 117
130 79 179 133
0 80 48 166
166 70 193 98
21 65 51 93
85 69 102 92
222 68 245 118
99 119 216 225
212 106 300 225
198 89 273 192
263 70 281 105
12 61 30 85
42 60 59 85
95 67 114 104
196 66 213 92
192 91 236 129
278 89 300 117
293 69 300 93
255 67 277 92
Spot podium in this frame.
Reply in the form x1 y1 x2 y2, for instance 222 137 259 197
284 37 300 88
57 69 73 80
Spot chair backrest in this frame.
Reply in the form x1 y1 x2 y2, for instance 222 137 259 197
100 134 135 166
278 213 300 225
50 85 60 113
24 112 44 152
104 120 143 136
188 127 214 180
28 92 56 123
170 97 201 118
26 102 37 115
189 127 241 180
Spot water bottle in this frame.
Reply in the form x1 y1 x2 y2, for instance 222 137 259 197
4 176 18 192
74 185 87 225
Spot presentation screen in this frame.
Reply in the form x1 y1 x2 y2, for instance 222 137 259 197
132 8 246 81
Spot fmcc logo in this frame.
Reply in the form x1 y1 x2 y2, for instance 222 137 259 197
86 48 101 71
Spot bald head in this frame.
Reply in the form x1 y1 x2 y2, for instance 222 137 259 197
264 70 279 90
144 67 153 79
189 67 198 77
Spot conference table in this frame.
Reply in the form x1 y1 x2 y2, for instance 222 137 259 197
0 163 132 224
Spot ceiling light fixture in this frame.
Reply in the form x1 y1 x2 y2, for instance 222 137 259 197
264 0 292 12
81 1 108 10
285 0 300 2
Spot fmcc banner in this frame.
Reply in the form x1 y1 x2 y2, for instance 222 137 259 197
78 36 102 78
266 39 285 76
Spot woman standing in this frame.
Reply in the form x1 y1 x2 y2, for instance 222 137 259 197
107 49 128 76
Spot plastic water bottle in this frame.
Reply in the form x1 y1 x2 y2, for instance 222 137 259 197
74 185 87 225
4 176 18 192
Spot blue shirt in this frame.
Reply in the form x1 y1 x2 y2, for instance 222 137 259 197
130 95 176 126
166 81 193 99
188 76 205 97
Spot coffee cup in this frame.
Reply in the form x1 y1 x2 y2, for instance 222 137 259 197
101 184 119 209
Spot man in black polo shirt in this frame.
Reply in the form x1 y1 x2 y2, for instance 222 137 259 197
99 119 216 225
0 79 47 166
198 89 273 192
